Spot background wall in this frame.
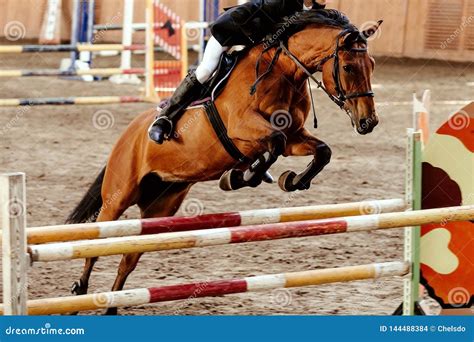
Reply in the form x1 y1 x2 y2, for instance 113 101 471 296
0 0 473 62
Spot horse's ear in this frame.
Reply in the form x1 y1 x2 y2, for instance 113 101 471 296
343 31 361 48
361 20 383 40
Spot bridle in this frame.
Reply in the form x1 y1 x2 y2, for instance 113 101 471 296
279 29 374 113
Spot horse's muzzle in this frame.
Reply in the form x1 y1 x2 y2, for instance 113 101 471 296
356 116 379 135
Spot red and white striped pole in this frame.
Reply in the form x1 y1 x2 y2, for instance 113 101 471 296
28 205 474 262
20 199 405 244
0 261 409 315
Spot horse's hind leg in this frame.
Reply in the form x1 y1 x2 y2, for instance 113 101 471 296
69 169 140 314
104 177 192 315
70 198 135 296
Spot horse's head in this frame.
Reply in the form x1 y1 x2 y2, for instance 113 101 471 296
319 22 382 135
281 11 381 134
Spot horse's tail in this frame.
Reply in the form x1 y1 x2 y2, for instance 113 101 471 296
66 167 106 224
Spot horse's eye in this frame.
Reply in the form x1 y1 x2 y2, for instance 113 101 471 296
343 65 354 73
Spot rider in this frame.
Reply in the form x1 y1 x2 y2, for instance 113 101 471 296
148 0 327 144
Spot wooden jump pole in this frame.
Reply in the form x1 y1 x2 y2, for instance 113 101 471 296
0 261 409 315
0 44 146 54
28 205 474 262
0 68 145 78
0 96 146 107
12 199 405 245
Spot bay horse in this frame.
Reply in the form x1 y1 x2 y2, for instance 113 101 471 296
67 10 381 314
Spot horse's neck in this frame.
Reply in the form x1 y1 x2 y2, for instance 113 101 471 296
215 46 306 123
285 26 341 77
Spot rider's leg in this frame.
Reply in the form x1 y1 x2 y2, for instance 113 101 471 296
195 37 230 83
148 37 229 144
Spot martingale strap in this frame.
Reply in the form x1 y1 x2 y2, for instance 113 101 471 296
204 101 251 164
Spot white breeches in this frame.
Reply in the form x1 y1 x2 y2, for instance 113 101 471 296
195 36 230 84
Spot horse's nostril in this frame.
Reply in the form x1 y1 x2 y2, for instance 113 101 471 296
359 118 368 129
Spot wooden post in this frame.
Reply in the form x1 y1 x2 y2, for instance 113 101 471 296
180 19 189 79
1 173 28 315
145 0 159 102
402 129 422 315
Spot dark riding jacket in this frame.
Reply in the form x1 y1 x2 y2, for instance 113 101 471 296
211 0 326 46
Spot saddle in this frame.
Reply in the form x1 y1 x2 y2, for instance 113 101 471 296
192 49 245 106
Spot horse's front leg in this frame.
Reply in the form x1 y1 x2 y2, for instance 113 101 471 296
219 111 287 191
278 128 332 192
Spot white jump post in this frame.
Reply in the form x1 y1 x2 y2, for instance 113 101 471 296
402 129 422 315
1 173 28 315
79 0 96 70
198 0 205 62
145 0 159 101
110 0 141 85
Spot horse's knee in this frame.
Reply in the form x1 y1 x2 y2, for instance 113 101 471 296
316 143 332 165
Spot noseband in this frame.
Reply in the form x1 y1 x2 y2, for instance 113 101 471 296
279 29 374 111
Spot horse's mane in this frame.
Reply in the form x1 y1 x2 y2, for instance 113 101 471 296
272 9 357 39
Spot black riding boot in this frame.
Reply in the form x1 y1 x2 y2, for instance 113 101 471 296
148 72 202 144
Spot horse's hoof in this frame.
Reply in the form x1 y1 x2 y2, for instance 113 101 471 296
104 308 119 315
71 280 87 295
262 171 274 184
279 171 311 192
219 169 244 191
278 170 297 192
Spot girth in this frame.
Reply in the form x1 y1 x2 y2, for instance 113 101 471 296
204 101 251 164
